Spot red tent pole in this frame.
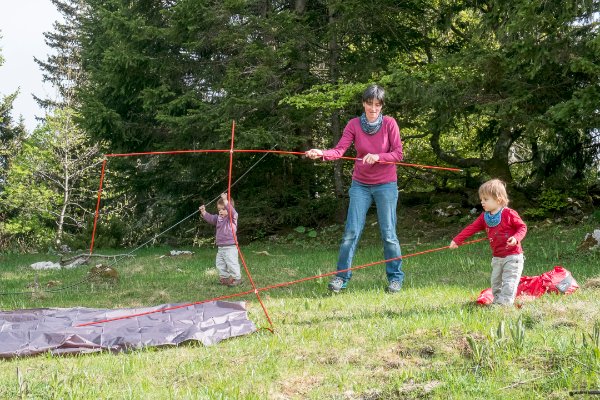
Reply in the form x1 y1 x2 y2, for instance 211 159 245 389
105 149 230 157
89 159 107 255
227 121 275 331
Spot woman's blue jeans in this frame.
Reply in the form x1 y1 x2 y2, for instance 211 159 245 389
336 180 404 284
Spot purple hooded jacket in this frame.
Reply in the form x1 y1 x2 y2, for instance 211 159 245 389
202 204 238 246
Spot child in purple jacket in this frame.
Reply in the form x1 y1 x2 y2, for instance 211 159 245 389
199 193 242 286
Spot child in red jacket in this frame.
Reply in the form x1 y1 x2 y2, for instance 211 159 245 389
450 179 527 305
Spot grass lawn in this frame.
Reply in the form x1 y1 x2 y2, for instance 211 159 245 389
0 217 598 399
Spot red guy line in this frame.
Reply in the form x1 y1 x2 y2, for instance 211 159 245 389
75 237 488 327
258 238 488 292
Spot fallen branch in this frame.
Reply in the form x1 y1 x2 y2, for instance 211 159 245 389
570 390 600 396
500 371 560 390
500 375 545 390
61 253 135 265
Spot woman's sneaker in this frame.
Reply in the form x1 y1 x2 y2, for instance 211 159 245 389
328 277 347 293
387 280 402 293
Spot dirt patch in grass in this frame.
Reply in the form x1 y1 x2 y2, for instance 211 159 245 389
380 350 429 370
538 299 600 326
376 329 471 373
316 346 365 366
149 290 171 303
129 265 145 274
273 373 324 399
392 328 468 359
552 318 579 328
583 277 600 289
349 379 444 400
397 379 443 397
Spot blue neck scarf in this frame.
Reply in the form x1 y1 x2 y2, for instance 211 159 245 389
360 113 383 135
484 208 504 227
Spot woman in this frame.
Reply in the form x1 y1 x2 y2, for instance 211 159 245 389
306 84 404 293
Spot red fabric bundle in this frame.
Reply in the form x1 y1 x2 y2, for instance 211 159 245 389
476 266 579 305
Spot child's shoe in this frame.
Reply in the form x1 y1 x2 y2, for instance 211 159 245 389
228 278 242 286
328 277 347 293
219 277 230 285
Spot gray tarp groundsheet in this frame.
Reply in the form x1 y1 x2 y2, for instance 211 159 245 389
0 301 256 358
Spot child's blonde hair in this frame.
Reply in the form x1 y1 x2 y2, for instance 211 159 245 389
478 179 509 206
217 197 235 208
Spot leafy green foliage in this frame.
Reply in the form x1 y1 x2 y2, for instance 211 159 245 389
593 209 600 224
0 141 58 250
4 0 597 250
383 0 600 189
281 82 366 112
0 91 27 187
294 225 317 238
0 108 104 251
523 189 571 219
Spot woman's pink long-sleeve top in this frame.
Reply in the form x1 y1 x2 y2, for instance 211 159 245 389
321 116 403 185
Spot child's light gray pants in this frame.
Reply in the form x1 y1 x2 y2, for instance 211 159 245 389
491 253 524 305
216 245 241 280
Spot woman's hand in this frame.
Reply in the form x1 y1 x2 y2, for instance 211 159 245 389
362 153 380 164
305 149 323 159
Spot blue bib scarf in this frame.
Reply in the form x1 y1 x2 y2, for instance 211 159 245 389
360 113 383 135
484 208 504 227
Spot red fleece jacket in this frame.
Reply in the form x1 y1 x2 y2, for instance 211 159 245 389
453 207 527 258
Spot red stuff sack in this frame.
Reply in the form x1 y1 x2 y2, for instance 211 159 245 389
476 266 578 306
476 288 494 305
515 275 545 297
541 266 579 295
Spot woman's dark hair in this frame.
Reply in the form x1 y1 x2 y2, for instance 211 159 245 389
362 84 385 106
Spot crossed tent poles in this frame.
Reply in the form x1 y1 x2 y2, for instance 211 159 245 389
80 121 483 330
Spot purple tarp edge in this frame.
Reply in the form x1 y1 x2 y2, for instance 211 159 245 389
0 301 257 359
